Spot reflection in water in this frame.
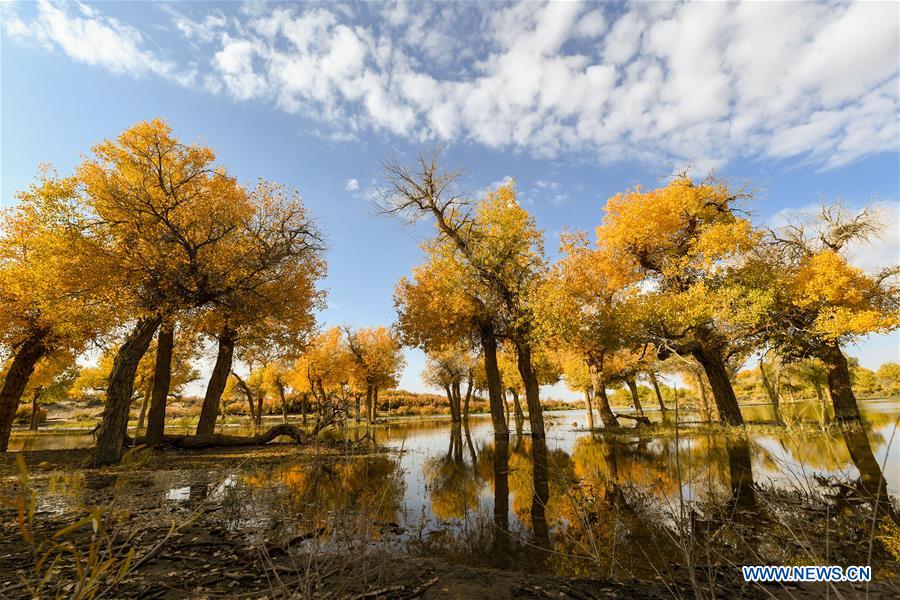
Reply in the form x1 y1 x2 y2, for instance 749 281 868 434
841 426 897 521
492 437 510 556
530 436 550 548
5 399 899 581
725 435 756 513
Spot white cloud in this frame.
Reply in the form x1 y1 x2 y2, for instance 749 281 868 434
5 1 899 170
345 178 359 192
6 1 191 84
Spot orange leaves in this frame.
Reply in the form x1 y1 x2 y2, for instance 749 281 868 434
784 250 899 341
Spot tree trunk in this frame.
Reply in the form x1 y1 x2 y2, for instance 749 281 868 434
813 383 829 426
588 353 619 427
93 316 162 466
463 374 473 422
583 388 595 430
451 381 462 423
365 384 374 424
29 386 43 431
254 389 264 425
510 388 525 434
302 392 308 425
444 384 456 420
132 423 307 449
515 340 545 441
277 383 288 423
146 322 174 444
531 436 550 547
373 386 379 422
820 343 861 422
692 344 744 426
0 331 48 451
479 322 509 441
137 386 151 431
695 370 712 421
196 328 235 436
625 376 644 417
758 358 784 424
649 371 667 412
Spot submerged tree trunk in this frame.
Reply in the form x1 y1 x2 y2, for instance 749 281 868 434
588 353 619 427
0 331 48 451
479 322 509 441
819 343 861 422
146 323 174 444
29 386 43 431
649 371 667 412
515 340 545 441
93 316 162 466
196 328 235 436
625 376 644 417
758 358 784 425
692 344 744 426
583 388 595 430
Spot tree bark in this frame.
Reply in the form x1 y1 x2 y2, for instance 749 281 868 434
93 316 161 466
510 388 525 434
649 371 667 412
819 343 861 422
451 381 462 423
479 322 509 441
146 322 174 444
137 386 151 431
625 376 644 417
515 340 545 441
695 370 712 421
0 331 48 451
29 386 43 431
758 358 784 424
365 384 374 424
692 344 744 426
583 388 595 430
302 392 309 425
373 386 379 422
196 328 235 436
588 353 619 427
277 383 288 423
132 423 306 449
463 374 473 422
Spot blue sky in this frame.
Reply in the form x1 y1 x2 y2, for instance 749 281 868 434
2 1 898 398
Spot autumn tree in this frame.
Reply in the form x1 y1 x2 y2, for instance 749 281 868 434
289 327 354 430
194 180 325 435
78 119 257 464
596 176 768 426
760 203 899 422
422 345 475 422
536 232 643 428
0 171 112 450
345 326 405 424
385 154 547 444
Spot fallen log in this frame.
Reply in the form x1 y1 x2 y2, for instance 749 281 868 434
614 413 652 426
128 423 307 449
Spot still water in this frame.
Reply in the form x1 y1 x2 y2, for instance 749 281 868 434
6 399 900 580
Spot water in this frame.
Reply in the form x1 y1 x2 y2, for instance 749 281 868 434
5 398 899 580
